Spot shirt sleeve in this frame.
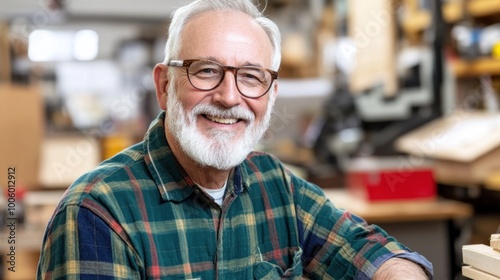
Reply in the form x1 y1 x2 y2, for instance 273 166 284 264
292 174 433 279
37 204 143 279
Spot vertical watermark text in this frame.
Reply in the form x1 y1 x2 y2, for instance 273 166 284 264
6 167 17 273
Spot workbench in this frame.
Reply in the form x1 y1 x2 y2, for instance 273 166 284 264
324 188 473 280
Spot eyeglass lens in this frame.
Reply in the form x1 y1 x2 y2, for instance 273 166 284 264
187 60 272 98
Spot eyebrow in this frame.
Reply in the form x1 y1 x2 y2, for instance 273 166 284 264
200 56 265 68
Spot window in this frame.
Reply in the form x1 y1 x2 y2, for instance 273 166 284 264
28 29 99 62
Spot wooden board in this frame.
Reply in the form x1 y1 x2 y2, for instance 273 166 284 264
0 22 10 83
324 189 472 223
467 0 500 17
348 0 397 96
395 111 500 162
440 0 500 24
492 234 500 251
396 111 500 185
433 146 500 186
462 266 500 280
462 244 500 277
0 84 44 189
453 59 500 78
38 135 101 188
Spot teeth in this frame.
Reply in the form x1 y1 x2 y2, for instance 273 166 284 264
206 115 238 124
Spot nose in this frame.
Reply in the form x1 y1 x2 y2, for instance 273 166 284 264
212 70 242 108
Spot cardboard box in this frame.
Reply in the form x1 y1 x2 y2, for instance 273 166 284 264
346 157 436 201
3 250 40 280
0 84 44 190
38 135 100 188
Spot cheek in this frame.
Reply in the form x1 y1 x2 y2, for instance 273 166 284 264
249 99 271 121
172 79 198 109
177 78 191 89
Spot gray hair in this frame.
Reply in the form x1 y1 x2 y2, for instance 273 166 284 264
163 0 281 71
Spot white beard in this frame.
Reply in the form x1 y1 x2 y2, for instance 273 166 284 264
165 82 275 170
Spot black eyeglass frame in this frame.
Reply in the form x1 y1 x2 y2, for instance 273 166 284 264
168 59 278 99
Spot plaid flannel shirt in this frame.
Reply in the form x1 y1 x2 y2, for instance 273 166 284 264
37 112 433 279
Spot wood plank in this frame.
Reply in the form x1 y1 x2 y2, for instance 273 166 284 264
452 58 500 77
0 22 11 83
348 0 397 96
433 146 500 186
462 244 500 277
468 0 500 17
403 0 500 30
462 266 500 280
324 189 472 223
492 234 500 251
0 84 44 190
395 111 500 162
444 0 500 23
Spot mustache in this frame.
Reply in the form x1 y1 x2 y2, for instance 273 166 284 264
191 103 255 122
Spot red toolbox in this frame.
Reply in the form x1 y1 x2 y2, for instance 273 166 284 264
346 157 436 201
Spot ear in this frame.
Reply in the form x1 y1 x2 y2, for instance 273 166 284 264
270 80 278 101
153 63 169 110
272 81 278 98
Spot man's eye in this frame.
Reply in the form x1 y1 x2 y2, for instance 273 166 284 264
242 73 258 80
239 70 265 84
193 67 220 77
201 68 217 73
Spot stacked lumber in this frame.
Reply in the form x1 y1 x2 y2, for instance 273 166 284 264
462 234 500 279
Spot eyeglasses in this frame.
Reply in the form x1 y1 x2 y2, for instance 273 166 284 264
168 59 278 99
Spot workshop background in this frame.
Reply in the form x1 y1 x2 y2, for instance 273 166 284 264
1 0 500 279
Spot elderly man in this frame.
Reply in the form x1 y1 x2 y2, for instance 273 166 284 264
37 0 432 279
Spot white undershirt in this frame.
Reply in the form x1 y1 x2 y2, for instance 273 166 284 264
199 181 227 206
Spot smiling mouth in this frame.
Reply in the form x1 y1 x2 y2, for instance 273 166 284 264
203 114 240 125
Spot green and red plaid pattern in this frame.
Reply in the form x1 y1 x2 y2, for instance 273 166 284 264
37 112 432 279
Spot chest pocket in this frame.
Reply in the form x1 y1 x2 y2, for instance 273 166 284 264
253 247 303 279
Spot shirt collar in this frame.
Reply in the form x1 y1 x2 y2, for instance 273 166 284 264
143 112 249 203
143 112 195 202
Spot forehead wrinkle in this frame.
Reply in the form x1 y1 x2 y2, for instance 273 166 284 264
195 56 265 68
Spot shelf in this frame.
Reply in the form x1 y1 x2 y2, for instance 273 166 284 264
468 0 500 17
452 58 500 77
445 0 500 22
402 0 500 33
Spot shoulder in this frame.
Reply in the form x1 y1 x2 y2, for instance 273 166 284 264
57 142 148 211
242 151 325 197
245 150 283 169
243 150 291 182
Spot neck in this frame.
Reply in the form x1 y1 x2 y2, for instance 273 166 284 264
165 126 231 190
